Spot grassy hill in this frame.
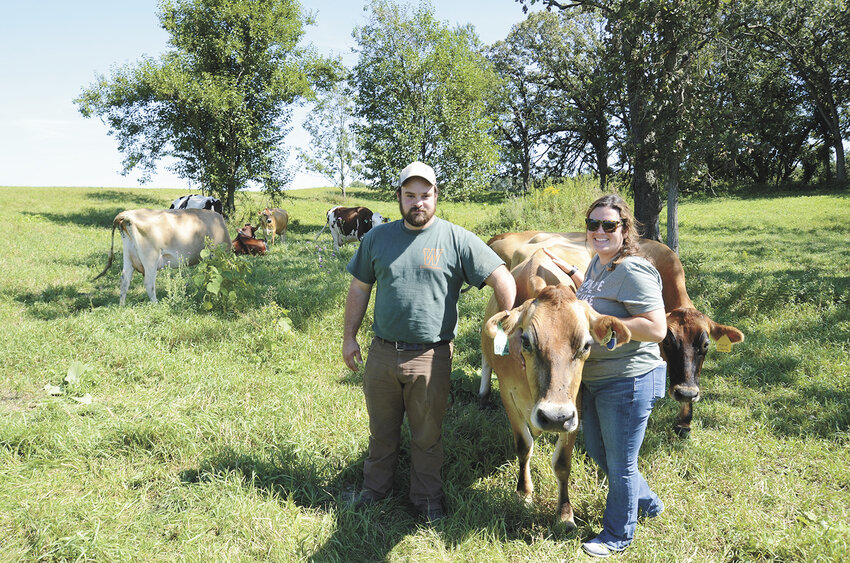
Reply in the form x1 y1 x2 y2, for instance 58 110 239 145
0 185 848 561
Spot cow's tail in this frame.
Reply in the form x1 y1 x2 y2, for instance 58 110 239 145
92 213 124 280
313 222 328 241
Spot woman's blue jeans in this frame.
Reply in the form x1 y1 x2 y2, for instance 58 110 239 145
580 362 666 551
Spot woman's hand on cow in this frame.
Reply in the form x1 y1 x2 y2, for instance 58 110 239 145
343 338 363 371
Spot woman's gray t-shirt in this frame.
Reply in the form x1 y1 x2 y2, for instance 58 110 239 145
576 254 665 381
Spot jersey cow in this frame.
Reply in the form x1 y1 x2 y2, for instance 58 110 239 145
170 194 223 215
637 239 745 437
316 206 386 251
93 208 230 305
258 208 288 245
479 231 745 437
481 248 630 528
232 224 267 255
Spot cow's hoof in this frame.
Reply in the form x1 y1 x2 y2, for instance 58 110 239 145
674 424 691 438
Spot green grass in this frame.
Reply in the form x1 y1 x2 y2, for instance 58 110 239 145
0 185 848 561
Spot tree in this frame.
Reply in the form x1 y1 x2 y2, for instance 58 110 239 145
742 0 850 185
76 0 338 215
517 0 724 248
352 0 499 200
298 83 361 197
487 10 613 192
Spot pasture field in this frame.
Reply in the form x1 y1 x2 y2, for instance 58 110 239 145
0 185 848 562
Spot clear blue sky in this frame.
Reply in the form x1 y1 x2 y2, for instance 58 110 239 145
0 1 531 190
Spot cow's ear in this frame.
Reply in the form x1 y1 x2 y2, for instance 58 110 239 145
709 320 744 344
589 315 631 348
484 299 534 338
581 301 632 347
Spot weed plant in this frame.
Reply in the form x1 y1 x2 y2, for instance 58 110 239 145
0 185 847 561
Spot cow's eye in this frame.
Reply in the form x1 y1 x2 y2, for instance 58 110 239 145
577 341 592 358
699 335 710 354
663 331 676 347
521 333 533 352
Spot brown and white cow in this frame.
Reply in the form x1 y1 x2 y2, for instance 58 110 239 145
480 230 744 437
258 208 288 245
315 206 386 251
481 248 630 528
93 208 230 305
232 224 268 256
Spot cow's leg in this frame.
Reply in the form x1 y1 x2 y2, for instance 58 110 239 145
502 402 534 502
552 431 578 529
478 355 492 408
674 401 693 438
280 227 286 242
119 247 134 306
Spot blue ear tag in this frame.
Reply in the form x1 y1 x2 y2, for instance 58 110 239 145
606 332 617 350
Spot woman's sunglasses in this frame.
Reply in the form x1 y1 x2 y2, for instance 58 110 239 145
585 218 623 232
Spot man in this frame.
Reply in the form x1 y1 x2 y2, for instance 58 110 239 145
342 161 517 521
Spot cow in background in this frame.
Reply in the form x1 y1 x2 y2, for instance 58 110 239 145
258 208 288 245
315 206 386 251
93 208 230 305
170 194 223 215
232 224 267 255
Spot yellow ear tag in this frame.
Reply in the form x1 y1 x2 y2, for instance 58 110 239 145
715 334 733 353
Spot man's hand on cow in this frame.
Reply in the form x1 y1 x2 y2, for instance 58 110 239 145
343 338 363 371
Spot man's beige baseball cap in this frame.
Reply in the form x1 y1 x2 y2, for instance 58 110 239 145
398 161 437 187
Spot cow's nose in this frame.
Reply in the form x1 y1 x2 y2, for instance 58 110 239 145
672 385 700 402
534 403 578 432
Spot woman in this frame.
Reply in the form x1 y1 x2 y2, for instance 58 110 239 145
547 194 667 558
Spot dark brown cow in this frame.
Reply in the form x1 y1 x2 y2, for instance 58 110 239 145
637 239 744 437
315 206 386 251
232 224 267 255
481 248 631 528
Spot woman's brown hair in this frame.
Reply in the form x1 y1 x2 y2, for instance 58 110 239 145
586 194 643 269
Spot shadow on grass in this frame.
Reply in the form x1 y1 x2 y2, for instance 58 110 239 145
85 189 169 208
20 208 122 229
178 387 582 559
10 283 116 320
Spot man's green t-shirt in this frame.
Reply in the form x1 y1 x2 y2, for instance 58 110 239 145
347 217 504 343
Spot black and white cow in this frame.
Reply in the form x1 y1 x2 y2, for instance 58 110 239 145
170 194 223 215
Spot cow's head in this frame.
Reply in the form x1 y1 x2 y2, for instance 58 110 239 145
238 223 258 238
372 212 387 226
661 307 744 404
209 198 223 215
258 209 273 229
484 284 631 433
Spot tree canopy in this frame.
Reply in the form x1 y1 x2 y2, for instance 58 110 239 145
351 0 499 200
76 0 338 215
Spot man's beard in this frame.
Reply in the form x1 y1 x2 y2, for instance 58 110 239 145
399 202 433 227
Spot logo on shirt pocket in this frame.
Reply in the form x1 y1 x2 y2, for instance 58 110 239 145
421 248 444 270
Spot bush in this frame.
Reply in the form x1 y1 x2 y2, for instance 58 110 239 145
477 176 604 234
190 240 255 313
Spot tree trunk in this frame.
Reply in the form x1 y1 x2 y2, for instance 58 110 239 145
626 60 661 241
666 150 680 254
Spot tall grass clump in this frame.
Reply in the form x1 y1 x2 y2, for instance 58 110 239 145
477 176 604 234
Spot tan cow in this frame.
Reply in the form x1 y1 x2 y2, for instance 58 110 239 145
480 230 745 437
481 248 630 528
93 208 230 305
258 208 288 245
